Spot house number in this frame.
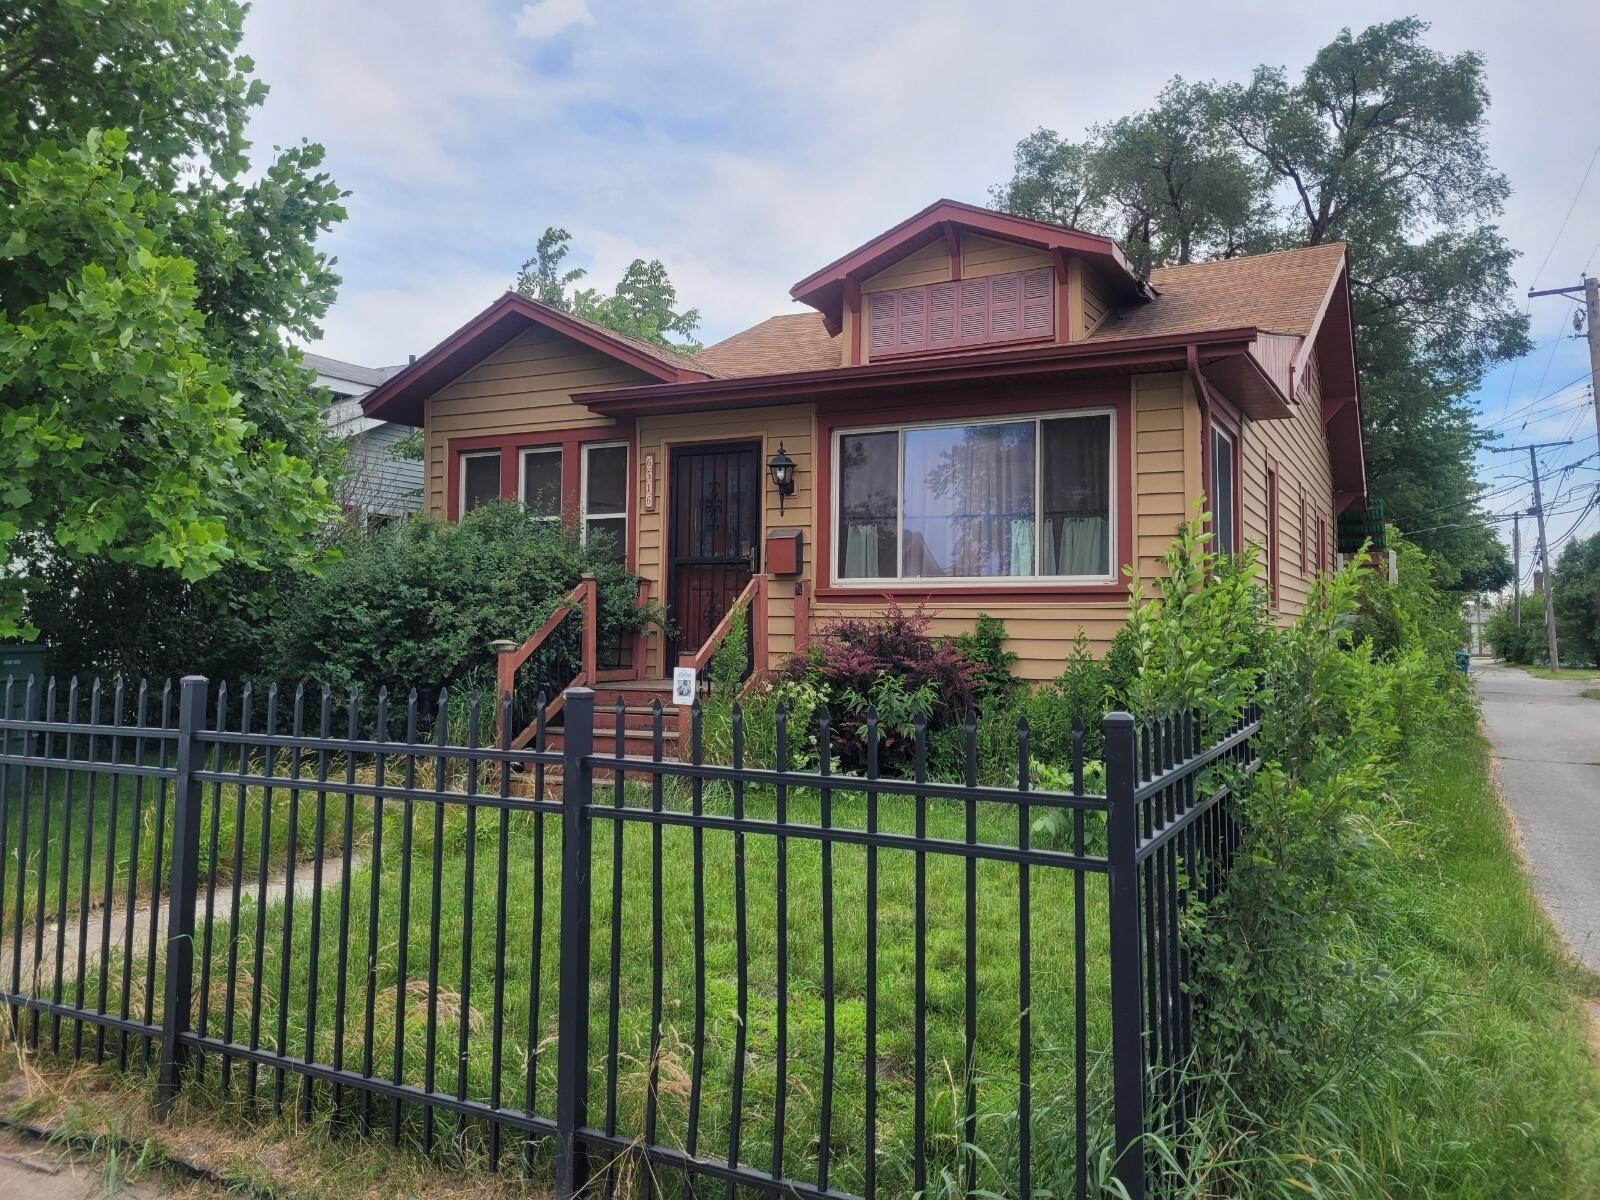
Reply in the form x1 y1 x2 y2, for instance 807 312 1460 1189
643 452 657 513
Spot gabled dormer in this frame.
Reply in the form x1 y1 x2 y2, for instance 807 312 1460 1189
790 199 1153 366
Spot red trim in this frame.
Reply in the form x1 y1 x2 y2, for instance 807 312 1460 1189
1207 405 1243 555
790 200 1152 337
362 291 710 425
1298 487 1309 576
445 426 638 572
845 278 863 367
812 384 1132 601
578 326 1263 417
944 222 962 281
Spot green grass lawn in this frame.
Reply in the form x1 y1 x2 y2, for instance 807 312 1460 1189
0 745 372 934
0 733 1120 1197
1352 724 1600 1197
182 776 1116 1198
1501 662 1600 683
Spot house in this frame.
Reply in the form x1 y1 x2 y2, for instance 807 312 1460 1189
305 352 424 522
361 199 1365 704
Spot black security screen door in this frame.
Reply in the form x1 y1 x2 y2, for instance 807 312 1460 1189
668 441 761 665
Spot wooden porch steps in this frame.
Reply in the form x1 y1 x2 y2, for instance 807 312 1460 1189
509 680 682 796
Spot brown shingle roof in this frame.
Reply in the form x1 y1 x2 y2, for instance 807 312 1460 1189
531 296 714 376
1086 242 1346 344
696 312 840 377
689 243 1345 381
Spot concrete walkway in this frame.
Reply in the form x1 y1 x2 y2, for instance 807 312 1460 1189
1473 660 1600 974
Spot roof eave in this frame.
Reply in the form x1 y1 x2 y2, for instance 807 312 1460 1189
360 292 713 426
576 327 1266 417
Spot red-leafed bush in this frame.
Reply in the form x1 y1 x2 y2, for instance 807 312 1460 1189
781 602 976 766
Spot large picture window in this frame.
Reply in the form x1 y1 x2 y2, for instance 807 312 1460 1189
834 410 1113 583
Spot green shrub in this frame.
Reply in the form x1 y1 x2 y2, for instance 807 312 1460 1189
1024 630 1108 765
949 612 1021 711
263 502 653 698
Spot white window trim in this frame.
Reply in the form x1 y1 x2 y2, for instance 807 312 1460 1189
830 407 1118 588
458 449 501 515
580 440 629 549
517 446 564 520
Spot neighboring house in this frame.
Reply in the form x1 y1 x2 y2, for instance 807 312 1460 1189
305 352 423 522
361 199 1366 689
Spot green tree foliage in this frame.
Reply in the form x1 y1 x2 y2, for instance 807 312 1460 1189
264 503 652 695
1551 529 1600 666
992 18 1526 588
514 225 701 352
1484 593 1551 665
1 0 348 640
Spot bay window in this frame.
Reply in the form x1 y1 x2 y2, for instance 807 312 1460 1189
835 409 1113 583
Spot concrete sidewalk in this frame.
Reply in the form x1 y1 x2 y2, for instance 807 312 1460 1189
1473 661 1600 974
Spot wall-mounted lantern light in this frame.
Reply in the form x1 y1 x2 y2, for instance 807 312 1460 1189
767 442 796 515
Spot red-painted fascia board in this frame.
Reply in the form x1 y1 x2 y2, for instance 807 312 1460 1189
791 199 1153 335
361 291 712 426
577 327 1262 417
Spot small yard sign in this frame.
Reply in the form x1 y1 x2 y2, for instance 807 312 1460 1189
672 666 696 706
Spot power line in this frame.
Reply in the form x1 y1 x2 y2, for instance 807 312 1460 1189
1528 142 1600 290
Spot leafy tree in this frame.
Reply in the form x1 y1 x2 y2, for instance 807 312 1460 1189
514 225 702 352
992 18 1528 587
1 0 347 640
514 226 587 307
1551 530 1600 666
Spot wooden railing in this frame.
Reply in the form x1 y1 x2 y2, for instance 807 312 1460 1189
678 572 769 693
594 580 652 683
497 575 597 748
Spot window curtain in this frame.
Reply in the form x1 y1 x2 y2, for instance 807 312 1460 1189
902 422 1035 577
1041 414 1111 576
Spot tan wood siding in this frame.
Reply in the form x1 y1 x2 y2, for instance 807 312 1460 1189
1238 349 1334 622
1080 264 1112 336
1132 373 1195 587
635 403 816 676
807 599 1130 682
860 239 950 293
422 326 650 513
960 232 1053 279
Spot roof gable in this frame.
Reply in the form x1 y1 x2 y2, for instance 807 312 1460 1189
361 292 714 425
791 198 1151 335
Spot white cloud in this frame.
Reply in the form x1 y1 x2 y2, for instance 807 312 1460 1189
513 0 594 40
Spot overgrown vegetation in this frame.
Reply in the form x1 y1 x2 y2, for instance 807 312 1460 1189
1487 529 1600 668
27 504 655 702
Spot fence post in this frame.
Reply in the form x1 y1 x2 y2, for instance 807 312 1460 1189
156 675 207 1115
555 687 595 1198
1104 711 1147 1200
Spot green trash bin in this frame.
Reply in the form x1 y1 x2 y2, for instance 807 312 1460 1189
0 643 47 719
1 644 46 795
1455 649 1470 673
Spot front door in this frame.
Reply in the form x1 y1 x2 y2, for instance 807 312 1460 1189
667 442 762 665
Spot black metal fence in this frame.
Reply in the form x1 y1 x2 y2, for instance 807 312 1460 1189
0 673 1258 1199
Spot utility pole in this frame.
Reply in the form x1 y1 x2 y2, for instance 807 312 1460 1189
1494 440 1571 672
1512 513 1521 628
1528 276 1600 448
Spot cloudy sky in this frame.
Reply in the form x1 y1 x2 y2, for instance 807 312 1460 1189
238 0 1600 578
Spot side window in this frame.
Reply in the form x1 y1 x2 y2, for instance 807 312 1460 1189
520 447 563 519
582 442 629 564
460 451 501 514
1210 426 1236 556
1266 465 1280 605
